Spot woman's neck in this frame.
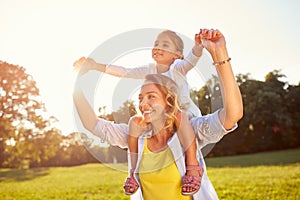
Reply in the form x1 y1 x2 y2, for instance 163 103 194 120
151 120 165 134
148 121 173 152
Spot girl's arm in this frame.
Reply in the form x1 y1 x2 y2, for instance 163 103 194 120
174 33 204 74
73 57 151 78
200 29 243 130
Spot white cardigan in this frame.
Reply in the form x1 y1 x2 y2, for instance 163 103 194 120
93 110 237 200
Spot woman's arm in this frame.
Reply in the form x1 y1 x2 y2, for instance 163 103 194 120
73 85 129 148
73 86 98 132
200 29 243 130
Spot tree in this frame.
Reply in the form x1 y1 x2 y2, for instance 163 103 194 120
98 100 137 123
190 75 222 116
207 70 300 156
112 100 137 123
0 61 62 168
284 83 300 147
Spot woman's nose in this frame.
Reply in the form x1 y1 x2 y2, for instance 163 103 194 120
139 100 149 111
140 99 146 107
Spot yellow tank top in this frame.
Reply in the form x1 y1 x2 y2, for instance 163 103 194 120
139 139 191 200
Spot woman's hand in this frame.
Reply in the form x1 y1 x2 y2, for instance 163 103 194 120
199 28 229 64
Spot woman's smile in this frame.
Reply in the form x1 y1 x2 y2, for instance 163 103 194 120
142 108 154 118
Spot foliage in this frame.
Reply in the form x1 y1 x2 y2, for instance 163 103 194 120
98 100 137 123
190 75 222 115
0 61 62 168
199 70 300 156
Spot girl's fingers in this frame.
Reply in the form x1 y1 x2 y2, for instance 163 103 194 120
73 60 80 67
195 33 201 44
73 57 85 67
79 57 86 64
199 28 209 39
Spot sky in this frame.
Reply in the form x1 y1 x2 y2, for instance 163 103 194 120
1 0 299 135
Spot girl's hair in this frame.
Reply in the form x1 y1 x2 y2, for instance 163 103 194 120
159 30 184 59
143 74 181 134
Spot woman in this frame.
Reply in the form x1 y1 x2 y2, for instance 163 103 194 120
74 29 204 196
73 28 243 199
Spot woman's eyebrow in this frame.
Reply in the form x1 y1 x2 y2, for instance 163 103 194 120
139 91 159 97
146 91 158 94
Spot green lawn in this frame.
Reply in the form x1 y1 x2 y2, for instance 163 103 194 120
1 149 299 200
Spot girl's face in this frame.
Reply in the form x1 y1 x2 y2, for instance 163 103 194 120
138 82 167 124
152 33 181 66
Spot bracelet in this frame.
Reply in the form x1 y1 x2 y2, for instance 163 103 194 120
213 57 231 66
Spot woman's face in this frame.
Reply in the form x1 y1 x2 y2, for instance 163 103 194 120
138 82 167 123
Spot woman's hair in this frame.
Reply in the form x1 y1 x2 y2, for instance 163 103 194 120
143 74 181 134
159 30 184 59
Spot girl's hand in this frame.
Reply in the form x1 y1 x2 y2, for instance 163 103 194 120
73 57 97 75
194 33 202 46
193 32 204 57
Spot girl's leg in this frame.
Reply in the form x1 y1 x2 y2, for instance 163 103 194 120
176 111 198 166
128 134 138 172
176 111 202 195
123 120 140 195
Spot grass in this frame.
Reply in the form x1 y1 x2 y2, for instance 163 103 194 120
0 149 299 200
205 149 300 200
0 164 129 200
205 148 300 167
